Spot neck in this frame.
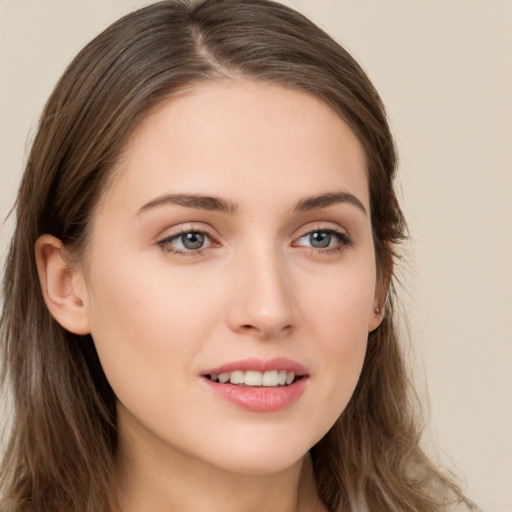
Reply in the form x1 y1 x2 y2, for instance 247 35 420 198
114 417 324 512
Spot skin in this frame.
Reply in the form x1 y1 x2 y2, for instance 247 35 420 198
36 81 384 512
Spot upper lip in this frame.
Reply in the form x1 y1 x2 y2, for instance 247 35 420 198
201 357 308 377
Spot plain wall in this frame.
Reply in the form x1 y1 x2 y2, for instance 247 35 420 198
1 1 511 510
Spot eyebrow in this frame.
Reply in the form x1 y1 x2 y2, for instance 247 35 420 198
137 193 238 215
295 191 367 216
137 190 367 216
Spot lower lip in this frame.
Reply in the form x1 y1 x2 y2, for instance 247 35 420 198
202 377 308 412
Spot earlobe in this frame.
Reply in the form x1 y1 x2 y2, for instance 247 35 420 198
35 234 91 335
368 268 391 332
368 303 385 332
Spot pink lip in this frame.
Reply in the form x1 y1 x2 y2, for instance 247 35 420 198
200 357 309 413
202 357 308 376
202 377 308 412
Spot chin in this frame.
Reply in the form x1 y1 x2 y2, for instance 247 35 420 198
195 425 320 475
213 450 306 476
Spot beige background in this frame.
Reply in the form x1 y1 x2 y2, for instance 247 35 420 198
1 0 511 510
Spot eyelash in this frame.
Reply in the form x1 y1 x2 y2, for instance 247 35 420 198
157 229 216 256
293 228 353 254
157 227 353 257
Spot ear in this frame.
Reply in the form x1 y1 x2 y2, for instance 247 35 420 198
35 234 91 335
368 298 384 332
368 268 391 333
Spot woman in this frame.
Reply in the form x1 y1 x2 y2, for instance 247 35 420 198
0 1 477 511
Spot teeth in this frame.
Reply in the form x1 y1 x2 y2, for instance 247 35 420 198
285 371 295 385
229 370 244 385
209 370 298 387
244 371 262 386
262 370 278 386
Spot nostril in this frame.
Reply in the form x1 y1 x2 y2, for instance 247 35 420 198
238 323 294 336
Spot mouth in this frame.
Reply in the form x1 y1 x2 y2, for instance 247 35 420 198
205 369 302 387
200 358 309 412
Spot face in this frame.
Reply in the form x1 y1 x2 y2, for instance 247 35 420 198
77 81 382 475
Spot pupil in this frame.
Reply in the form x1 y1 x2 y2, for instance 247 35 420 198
310 232 331 248
182 232 204 250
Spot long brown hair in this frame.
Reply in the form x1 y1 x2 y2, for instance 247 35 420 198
1 1 475 511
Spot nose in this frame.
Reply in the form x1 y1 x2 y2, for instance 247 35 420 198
226 245 296 339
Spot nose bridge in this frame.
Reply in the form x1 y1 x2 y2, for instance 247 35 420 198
228 238 295 337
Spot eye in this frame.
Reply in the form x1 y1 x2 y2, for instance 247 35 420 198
158 230 213 254
294 229 352 251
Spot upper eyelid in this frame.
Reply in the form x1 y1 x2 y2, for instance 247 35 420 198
158 229 216 246
164 227 210 239
156 229 217 256
299 226 344 235
154 221 350 244
292 222 349 239
156 223 218 242
291 223 354 250
294 228 351 244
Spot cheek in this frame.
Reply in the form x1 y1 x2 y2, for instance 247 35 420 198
301 254 376 341
80 237 377 470
82 252 220 402
300 260 375 420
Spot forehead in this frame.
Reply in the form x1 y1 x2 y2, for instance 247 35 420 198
101 80 369 214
